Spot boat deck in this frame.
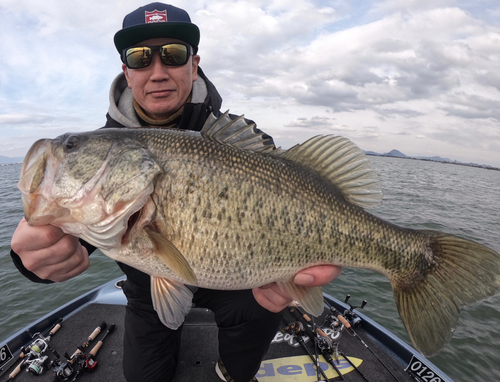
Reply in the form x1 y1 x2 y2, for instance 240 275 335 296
5 302 417 382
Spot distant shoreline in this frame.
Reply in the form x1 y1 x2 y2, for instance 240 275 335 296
2 154 499 172
366 153 500 172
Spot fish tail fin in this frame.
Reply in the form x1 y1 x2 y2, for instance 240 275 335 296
393 232 500 356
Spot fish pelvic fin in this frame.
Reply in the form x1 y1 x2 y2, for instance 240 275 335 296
277 136 383 209
151 277 193 329
200 111 275 153
144 227 198 285
393 232 500 356
278 280 324 316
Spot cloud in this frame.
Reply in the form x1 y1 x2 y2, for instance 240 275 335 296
0 114 55 125
0 0 499 167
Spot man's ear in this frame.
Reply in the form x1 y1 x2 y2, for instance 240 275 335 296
192 55 200 82
122 64 132 88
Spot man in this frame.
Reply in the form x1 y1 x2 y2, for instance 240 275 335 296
11 3 341 382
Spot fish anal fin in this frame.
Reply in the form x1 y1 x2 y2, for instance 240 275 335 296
145 227 197 285
392 232 500 356
278 281 324 316
151 277 193 329
276 136 383 209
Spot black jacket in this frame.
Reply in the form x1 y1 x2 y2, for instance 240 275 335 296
11 67 223 287
11 68 272 291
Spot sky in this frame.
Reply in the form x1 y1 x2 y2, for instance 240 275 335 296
1 0 500 167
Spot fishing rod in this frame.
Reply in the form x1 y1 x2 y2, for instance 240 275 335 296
325 299 404 382
281 319 331 382
51 322 107 381
288 305 345 380
69 323 115 382
7 317 63 380
291 303 372 382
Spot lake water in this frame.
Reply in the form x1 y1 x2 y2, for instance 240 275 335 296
1 157 499 382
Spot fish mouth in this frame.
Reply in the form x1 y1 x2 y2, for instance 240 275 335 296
19 138 157 250
18 139 60 225
121 194 157 246
123 209 142 245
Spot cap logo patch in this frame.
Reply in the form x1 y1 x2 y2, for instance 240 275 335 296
145 10 167 23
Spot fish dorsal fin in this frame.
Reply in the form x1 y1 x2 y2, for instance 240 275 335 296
151 276 193 329
145 227 198 285
201 111 275 153
278 135 382 208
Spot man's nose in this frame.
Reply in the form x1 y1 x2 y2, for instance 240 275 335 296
149 53 169 78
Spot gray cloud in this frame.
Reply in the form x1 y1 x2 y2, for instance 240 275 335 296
1 0 499 167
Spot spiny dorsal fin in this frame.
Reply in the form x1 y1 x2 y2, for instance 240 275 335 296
201 111 275 153
278 135 382 208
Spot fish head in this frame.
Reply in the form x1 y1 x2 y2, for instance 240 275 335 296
18 129 162 249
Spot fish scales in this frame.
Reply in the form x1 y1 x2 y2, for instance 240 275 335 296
18 112 500 356
126 128 443 291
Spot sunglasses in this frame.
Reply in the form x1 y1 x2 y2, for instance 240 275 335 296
122 43 192 69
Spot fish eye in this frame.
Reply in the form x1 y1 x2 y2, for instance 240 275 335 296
64 135 80 150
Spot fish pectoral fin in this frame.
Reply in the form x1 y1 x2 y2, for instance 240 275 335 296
151 276 193 329
278 281 324 316
145 227 198 285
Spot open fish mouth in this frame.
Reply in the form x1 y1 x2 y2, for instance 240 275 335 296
18 137 159 250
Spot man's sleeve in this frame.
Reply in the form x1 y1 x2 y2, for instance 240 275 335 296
10 240 96 284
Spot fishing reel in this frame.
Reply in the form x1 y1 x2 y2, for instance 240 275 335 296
316 332 334 352
26 338 49 357
51 353 76 381
26 355 49 376
324 311 344 342
281 321 305 336
343 294 367 327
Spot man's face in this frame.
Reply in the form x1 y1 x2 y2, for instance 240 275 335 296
122 37 200 121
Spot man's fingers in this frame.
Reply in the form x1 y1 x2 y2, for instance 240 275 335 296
11 218 66 253
294 265 342 286
252 286 289 313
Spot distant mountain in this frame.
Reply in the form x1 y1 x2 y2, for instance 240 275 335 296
0 156 24 164
385 149 407 158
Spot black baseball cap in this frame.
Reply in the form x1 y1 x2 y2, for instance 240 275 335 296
114 3 200 54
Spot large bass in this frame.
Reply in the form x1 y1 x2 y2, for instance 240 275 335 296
18 112 500 356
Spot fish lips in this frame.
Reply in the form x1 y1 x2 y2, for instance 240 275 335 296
18 136 162 251
18 139 53 224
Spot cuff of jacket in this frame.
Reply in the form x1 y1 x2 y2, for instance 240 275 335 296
10 239 96 284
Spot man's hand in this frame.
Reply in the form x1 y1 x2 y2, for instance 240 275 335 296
252 265 342 313
11 218 90 282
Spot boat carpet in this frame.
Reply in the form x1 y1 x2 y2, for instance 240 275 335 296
9 303 415 381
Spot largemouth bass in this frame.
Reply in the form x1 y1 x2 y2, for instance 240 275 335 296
18 112 500 356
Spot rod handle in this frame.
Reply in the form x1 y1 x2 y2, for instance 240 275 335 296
88 322 106 342
49 323 62 336
338 314 351 328
8 360 24 379
69 348 83 363
89 342 103 357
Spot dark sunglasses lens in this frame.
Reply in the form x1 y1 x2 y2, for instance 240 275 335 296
160 44 189 66
125 47 153 69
